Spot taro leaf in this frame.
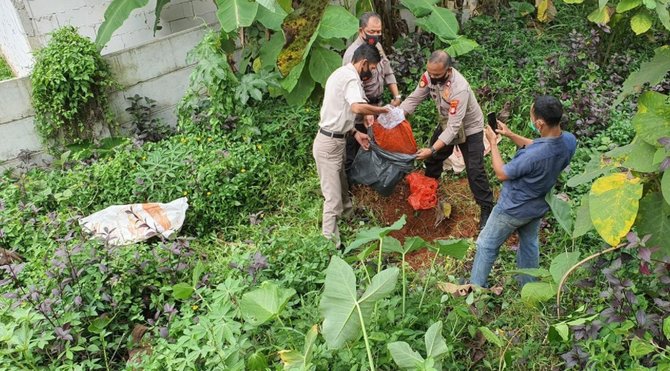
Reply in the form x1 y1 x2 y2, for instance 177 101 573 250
308 46 342 87
319 256 399 349
633 91 670 146
657 3 670 31
629 337 655 357
416 7 459 40
239 281 296 326
636 192 670 256
344 215 407 254
567 154 613 187
216 0 259 33
663 316 670 341
172 282 194 300
589 173 643 246
431 239 469 259
259 32 285 70
621 137 659 173
617 0 642 13
445 36 479 57
284 64 315 106
548 323 570 342
573 194 593 239
520 282 557 304
403 236 427 254
387 341 424 369
631 8 653 34
618 47 670 104
382 236 403 254
400 0 438 17
537 0 556 22
425 321 447 359
96 0 150 48
663 171 670 205
505 268 552 279
278 324 318 369
588 5 611 24
549 252 581 284
478 326 504 347
303 324 318 365
256 3 288 30
318 5 358 39
546 190 573 235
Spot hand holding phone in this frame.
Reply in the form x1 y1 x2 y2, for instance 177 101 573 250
487 112 497 131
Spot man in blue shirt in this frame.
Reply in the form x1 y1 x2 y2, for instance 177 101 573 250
470 95 577 287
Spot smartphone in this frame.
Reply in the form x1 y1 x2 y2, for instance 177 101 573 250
487 112 497 131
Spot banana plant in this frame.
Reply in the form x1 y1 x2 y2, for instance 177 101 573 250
387 321 449 370
344 215 406 276
319 255 399 371
383 236 427 316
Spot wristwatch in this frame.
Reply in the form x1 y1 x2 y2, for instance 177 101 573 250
429 146 436 156
394 95 402 100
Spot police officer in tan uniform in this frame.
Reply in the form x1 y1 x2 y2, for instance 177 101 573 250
313 44 390 246
400 50 494 229
342 12 401 175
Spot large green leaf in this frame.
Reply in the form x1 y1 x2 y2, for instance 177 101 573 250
633 91 670 146
285 64 315 106
153 0 171 35
617 47 670 104
319 256 398 349
344 215 407 254
567 154 613 187
588 6 611 24
309 46 342 86
400 0 438 17
664 171 670 205
445 37 479 57
239 281 296 326
573 194 594 238
636 192 670 255
259 31 285 69
416 7 459 40
387 342 424 368
403 236 428 254
520 282 557 304
256 3 287 30
589 173 644 246
281 59 306 92
629 337 655 357
617 0 642 12
549 252 581 284
424 321 447 359
318 5 359 39
546 191 573 235
431 239 470 259
256 0 277 12
657 3 670 31
631 8 653 34
621 137 660 172
216 0 259 33
96 0 149 48
381 236 404 254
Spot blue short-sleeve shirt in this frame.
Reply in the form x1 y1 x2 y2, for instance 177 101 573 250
498 132 577 219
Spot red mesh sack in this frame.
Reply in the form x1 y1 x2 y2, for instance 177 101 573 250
372 120 417 154
406 172 438 210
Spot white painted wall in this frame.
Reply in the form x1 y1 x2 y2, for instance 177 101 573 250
0 24 210 170
0 0 34 76
0 0 217 76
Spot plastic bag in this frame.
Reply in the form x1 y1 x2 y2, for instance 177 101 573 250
372 120 417 155
350 128 416 196
377 106 406 129
79 198 189 246
406 172 438 210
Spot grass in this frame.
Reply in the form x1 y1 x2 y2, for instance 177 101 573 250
0 54 13 81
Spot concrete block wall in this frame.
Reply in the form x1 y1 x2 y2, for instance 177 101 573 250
0 0 33 76
1 0 217 76
0 24 210 170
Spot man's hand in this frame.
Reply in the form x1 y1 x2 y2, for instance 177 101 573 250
364 115 375 128
354 131 371 151
391 98 402 107
415 148 433 160
495 121 512 137
484 125 498 145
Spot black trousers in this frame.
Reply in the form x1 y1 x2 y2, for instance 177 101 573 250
344 123 367 175
425 129 494 209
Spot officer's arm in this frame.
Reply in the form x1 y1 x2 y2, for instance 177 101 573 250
432 89 469 151
399 77 429 116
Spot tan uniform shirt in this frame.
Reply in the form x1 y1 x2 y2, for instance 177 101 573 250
400 68 484 145
342 37 397 100
318 64 366 133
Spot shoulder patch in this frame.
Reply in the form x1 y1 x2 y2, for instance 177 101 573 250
419 73 428 88
449 100 459 115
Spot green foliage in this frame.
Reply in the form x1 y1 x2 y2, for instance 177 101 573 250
96 0 149 48
564 0 670 34
512 251 581 304
387 321 448 370
239 281 296 326
0 54 12 81
31 26 116 149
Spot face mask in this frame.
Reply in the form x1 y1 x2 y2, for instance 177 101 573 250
364 33 381 45
430 74 448 85
359 66 372 81
529 119 540 134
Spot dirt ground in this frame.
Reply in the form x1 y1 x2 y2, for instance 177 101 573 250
352 174 519 270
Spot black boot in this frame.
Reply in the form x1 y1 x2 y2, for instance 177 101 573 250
479 205 492 230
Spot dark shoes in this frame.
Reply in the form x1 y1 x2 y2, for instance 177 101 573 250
479 205 492 230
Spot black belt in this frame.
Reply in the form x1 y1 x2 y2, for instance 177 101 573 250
319 128 346 139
